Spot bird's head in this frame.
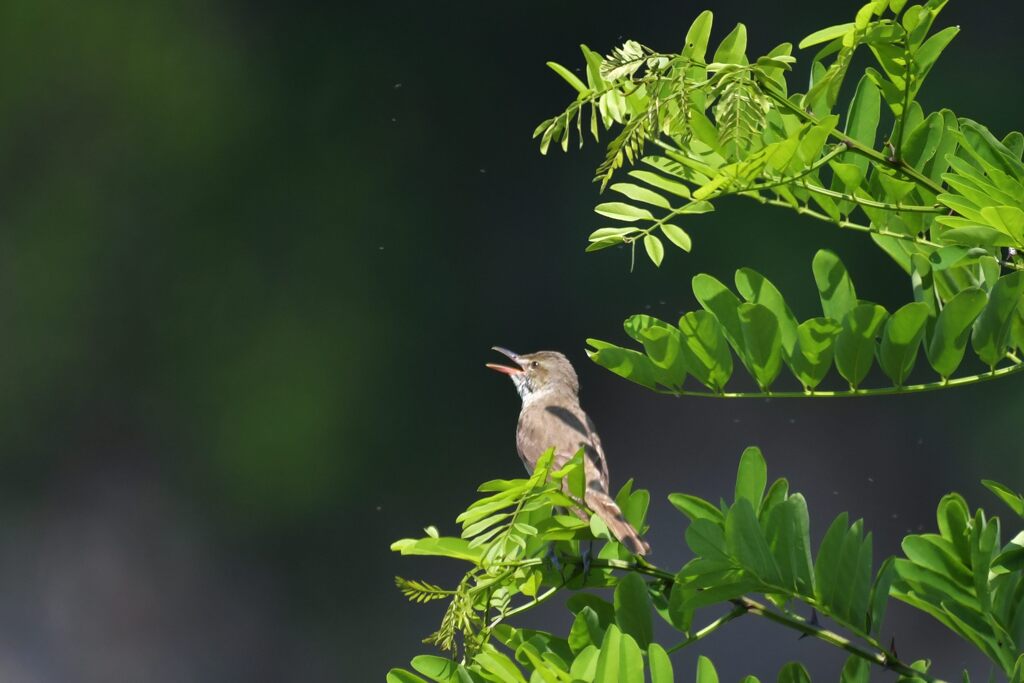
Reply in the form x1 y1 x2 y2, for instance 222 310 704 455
486 347 579 400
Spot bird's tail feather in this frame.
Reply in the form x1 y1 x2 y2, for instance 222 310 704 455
586 491 651 556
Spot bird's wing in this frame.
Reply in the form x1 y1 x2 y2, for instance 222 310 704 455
517 398 610 493
583 412 610 492
516 400 587 472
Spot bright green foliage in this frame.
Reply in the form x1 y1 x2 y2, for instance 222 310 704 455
389 1 1024 680
392 448 596 656
587 250 1024 396
892 487 1024 673
537 0 1024 397
390 447 1024 681
670 448 892 642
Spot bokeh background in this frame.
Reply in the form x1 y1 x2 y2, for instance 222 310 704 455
1 1 1023 680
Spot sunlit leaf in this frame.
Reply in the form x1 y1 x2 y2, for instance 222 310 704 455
926 288 987 378
834 303 888 389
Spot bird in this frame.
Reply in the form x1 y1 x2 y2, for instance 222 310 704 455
486 346 651 556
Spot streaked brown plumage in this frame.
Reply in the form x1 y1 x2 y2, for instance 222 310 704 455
487 347 651 556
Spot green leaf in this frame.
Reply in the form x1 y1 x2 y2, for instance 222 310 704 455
546 61 588 94
677 200 715 215
735 269 799 360
1004 131 1024 160
834 522 872 629
815 512 850 606
879 302 930 385
993 532 1024 572
648 644 673 683
567 594 616 626
588 227 637 244
682 11 714 62
791 318 841 390
913 26 959 81
765 494 815 594
696 656 719 683
686 518 731 566
830 161 865 192
569 646 599 681
925 110 960 184
614 573 653 649
902 111 945 170
412 655 460 682
587 339 660 390
692 274 747 360
777 662 811 683
644 234 665 267
713 24 748 65
628 316 687 388
868 557 896 636
877 173 917 204
902 534 972 585
971 516 999 611
936 493 972 564
940 226 1018 248
972 271 1024 367
844 76 881 176
391 537 484 564
387 669 430 683
925 288 987 378
959 118 1024 180
760 478 790 517
813 250 858 321
474 645 527 683
628 170 691 198
594 625 644 683
726 498 783 584
564 450 586 500
980 206 1024 244
840 656 870 683
677 311 733 392
568 606 605 654
668 493 724 523
735 446 768 509
667 580 695 632
834 303 889 389
738 303 783 390
799 23 855 50
595 202 654 221
661 224 692 252
611 183 671 209
982 480 1024 518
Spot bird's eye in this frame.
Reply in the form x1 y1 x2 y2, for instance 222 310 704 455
531 361 540 369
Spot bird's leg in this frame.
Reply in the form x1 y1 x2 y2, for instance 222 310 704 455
544 542 563 574
580 539 594 579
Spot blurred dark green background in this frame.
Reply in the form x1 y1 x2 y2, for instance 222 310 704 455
1 1 1022 680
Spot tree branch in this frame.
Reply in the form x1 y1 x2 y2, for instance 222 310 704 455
651 360 1024 399
574 558 947 683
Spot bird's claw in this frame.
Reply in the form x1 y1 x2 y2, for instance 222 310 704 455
580 540 594 579
544 543 563 573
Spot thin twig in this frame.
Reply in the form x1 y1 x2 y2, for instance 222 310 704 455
652 361 1024 399
665 606 747 653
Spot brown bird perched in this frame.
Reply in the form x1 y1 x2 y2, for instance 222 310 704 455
486 347 651 556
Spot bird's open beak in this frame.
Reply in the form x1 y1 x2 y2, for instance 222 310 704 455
486 346 524 375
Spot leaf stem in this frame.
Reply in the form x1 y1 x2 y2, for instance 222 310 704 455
665 606 748 653
734 596 944 683
653 361 1024 398
760 83 945 196
894 43 913 163
795 180 943 213
487 585 560 628
567 558 944 682
727 143 850 194
752 196 943 248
